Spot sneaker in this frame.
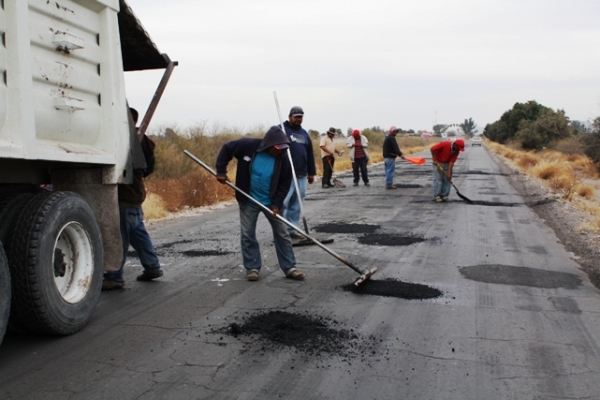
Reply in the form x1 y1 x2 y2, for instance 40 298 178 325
247 269 259 281
290 231 304 240
435 196 443 203
353 183 358 187
286 269 305 280
322 184 331 188
102 279 124 291
137 269 164 281
386 185 398 189
365 182 370 187
442 197 451 202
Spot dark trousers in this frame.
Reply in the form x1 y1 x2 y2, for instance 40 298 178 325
352 157 369 184
322 156 334 186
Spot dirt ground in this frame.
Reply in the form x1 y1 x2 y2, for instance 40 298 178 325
494 153 600 290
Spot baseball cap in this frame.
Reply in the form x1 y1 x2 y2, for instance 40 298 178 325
289 106 304 117
274 143 289 150
454 139 465 151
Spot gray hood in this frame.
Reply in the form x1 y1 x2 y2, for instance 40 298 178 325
257 125 290 152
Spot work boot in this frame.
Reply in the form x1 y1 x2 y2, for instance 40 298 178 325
247 269 259 281
102 279 124 291
365 182 370 187
442 197 451 202
137 269 164 281
353 183 358 187
386 185 398 189
286 269 305 281
289 231 304 240
322 184 331 188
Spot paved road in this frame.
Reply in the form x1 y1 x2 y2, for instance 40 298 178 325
1 145 600 399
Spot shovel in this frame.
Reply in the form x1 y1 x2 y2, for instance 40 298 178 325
326 156 346 188
434 162 473 203
184 150 378 287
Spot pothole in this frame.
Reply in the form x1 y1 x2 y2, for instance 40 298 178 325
459 265 582 289
313 223 380 234
218 311 379 358
342 279 442 299
358 234 425 246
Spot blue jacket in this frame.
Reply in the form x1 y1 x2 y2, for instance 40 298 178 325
216 126 292 210
283 120 316 177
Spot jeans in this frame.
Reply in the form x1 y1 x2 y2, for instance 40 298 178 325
104 206 161 283
239 203 296 274
322 156 334 186
352 157 369 184
283 175 307 234
384 158 396 186
433 163 451 198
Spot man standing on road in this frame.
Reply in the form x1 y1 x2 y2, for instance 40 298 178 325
215 125 305 281
430 139 465 202
383 126 406 189
103 108 164 290
347 129 370 187
282 106 316 239
319 127 342 188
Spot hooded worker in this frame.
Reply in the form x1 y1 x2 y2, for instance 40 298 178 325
215 125 305 281
430 138 465 202
346 129 370 186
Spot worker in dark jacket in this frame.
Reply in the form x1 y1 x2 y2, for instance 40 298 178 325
216 125 305 281
282 106 316 239
103 108 163 290
382 126 406 189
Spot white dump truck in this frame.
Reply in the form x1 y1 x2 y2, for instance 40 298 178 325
0 0 176 344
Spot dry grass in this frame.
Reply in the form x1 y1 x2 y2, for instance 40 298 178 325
142 193 168 220
488 140 600 232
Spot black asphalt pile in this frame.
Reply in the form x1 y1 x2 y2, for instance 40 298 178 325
182 250 232 257
342 278 442 300
358 234 425 246
469 200 520 207
223 311 379 358
313 222 380 234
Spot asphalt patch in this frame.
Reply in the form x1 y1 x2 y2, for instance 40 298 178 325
459 265 582 289
342 278 442 300
221 311 379 358
313 223 380 234
358 234 425 246
182 250 233 257
468 200 521 207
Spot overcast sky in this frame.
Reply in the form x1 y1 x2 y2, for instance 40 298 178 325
123 0 600 135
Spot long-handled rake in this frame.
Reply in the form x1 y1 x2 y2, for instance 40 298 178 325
434 162 473 203
184 150 378 287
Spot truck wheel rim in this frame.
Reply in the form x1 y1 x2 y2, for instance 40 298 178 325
53 222 94 304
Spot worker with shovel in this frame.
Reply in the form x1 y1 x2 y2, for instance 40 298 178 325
319 127 343 188
430 139 465 202
383 126 406 189
215 125 305 281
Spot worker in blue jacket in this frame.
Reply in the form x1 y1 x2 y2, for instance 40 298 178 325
215 125 305 281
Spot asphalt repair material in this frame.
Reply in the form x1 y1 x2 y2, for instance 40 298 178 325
219 311 381 359
342 278 443 300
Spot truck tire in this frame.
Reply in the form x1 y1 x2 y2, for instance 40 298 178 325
0 192 35 256
9 191 104 335
0 243 10 345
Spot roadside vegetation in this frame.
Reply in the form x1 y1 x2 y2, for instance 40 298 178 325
483 101 600 232
142 124 437 219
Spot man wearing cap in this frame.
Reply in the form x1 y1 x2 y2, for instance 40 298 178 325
319 127 342 188
430 138 465 202
215 125 305 281
383 126 406 189
282 106 316 239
